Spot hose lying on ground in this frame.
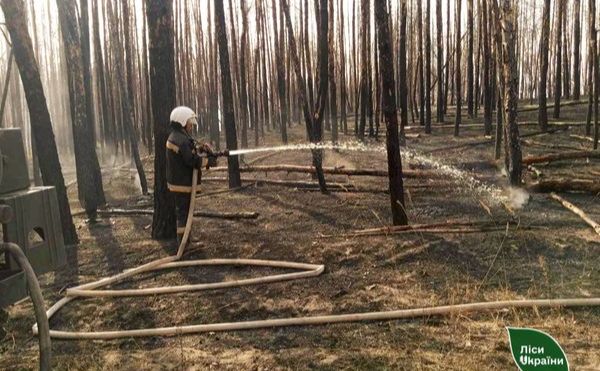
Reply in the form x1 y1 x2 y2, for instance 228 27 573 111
2 242 51 371
34 169 600 340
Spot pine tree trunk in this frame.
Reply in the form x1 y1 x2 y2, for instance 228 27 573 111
553 0 564 119
272 0 288 143
586 0 595 136
499 0 522 185
214 0 242 188
573 0 582 100
454 0 462 137
281 0 329 193
435 0 443 123
374 0 408 226
399 0 408 134
424 0 432 133
56 0 105 220
482 0 493 135
538 0 551 132
1 0 78 245
467 0 474 117
146 0 176 239
417 2 425 126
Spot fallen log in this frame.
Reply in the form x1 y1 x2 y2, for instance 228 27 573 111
202 177 358 189
549 193 600 236
521 139 583 151
404 121 582 131
73 208 259 220
522 150 600 165
517 100 588 112
425 127 569 154
528 179 600 194
208 165 442 178
321 221 542 238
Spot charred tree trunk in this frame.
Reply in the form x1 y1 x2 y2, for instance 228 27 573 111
435 0 443 123
147 0 176 239
467 0 474 117
281 0 329 193
328 0 338 143
499 0 522 185
1 0 78 244
56 0 105 220
417 2 425 127
239 0 250 147
573 0 582 101
424 0 432 133
553 0 564 119
214 0 242 188
454 0 462 137
374 0 408 226
358 0 369 140
271 0 288 143
482 0 493 135
586 0 596 136
399 0 408 134
538 0 551 132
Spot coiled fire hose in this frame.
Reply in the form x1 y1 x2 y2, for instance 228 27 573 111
33 169 600 340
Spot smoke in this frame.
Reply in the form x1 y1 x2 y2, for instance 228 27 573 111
133 172 143 194
505 186 530 210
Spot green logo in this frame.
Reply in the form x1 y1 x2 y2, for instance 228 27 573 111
507 327 569 371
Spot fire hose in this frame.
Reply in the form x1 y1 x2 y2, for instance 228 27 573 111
1 203 51 371
33 167 600 340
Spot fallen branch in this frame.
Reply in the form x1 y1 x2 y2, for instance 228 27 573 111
209 165 442 178
549 193 600 236
73 208 259 220
522 150 600 165
528 179 600 194
570 134 594 143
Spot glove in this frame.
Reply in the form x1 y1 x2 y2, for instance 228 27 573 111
199 143 214 156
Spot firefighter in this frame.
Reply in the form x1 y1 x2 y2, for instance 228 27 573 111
166 106 213 245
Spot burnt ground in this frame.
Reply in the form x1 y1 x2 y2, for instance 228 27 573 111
1 103 599 370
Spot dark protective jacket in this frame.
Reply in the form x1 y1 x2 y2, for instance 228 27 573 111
166 124 202 193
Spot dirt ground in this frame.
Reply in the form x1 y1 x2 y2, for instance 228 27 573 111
1 105 599 370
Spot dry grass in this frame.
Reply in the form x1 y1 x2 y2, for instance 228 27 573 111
1 106 599 370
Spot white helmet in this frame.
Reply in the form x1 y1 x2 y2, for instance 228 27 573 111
170 106 197 127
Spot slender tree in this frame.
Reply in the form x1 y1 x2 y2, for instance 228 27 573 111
538 0 551 132
56 0 105 220
467 0 474 117
454 0 462 136
498 0 522 185
482 0 493 135
417 2 425 126
374 0 408 226
573 0 582 100
399 0 408 134
281 0 329 193
214 0 242 188
553 0 564 118
424 0 432 133
435 0 443 123
586 0 595 136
